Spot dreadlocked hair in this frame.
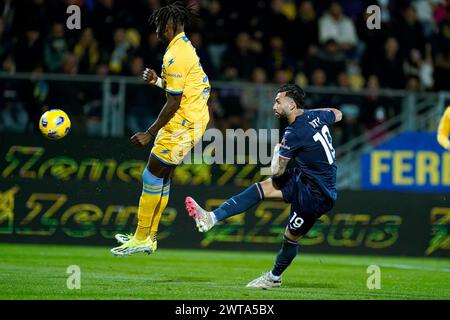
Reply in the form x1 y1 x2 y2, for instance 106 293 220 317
148 1 195 33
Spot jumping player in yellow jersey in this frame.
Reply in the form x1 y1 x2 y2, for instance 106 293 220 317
437 106 450 152
111 2 210 256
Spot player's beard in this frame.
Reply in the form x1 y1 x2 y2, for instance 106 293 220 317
274 109 287 119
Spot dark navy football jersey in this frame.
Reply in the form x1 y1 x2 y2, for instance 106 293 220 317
278 110 337 201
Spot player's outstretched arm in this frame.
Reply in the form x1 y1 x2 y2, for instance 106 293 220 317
271 143 289 177
329 108 342 122
310 108 342 123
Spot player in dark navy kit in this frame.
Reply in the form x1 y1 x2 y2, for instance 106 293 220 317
185 84 342 289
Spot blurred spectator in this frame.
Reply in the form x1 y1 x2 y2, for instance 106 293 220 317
310 68 327 87
109 28 133 74
1 56 15 74
264 35 295 78
357 5 389 78
377 0 393 24
12 0 47 37
434 0 449 24
0 95 29 133
14 27 43 72
128 0 161 33
251 67 268 84
256 0 292 40
0 75 28 133
291 0 319 59
91 0 121 50
305 68 332 109
62 53 79 75
0 18 13 67
435 44 450 90
222 32 260 80
0 0 15 36
403 48 434 90
305 39 346 84
74 28 100 74
273 68 292 85
437 5 450 51
375 37 405 89
44 22 68 73
361 74 383 123
319 1 358 53
201 0 230 74
393 4 426 59
405 75 422 91
412 0 441 39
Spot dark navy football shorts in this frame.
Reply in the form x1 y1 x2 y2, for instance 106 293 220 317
272 168 335 237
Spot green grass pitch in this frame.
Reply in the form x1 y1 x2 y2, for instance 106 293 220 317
0 244 449 300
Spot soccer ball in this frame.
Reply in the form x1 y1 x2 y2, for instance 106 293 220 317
39 109 71 140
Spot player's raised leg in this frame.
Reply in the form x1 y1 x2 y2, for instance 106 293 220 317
185 178 282 232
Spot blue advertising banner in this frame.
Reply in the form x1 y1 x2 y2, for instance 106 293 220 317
361 132 450 192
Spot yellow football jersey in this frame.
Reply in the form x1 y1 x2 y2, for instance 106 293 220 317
437 106 450 150
161 32 210 126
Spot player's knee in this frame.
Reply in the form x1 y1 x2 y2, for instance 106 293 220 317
259 178 277 197
142 168 163 187
284 229 302 243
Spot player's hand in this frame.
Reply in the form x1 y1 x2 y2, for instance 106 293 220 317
130 131 154 146
447 145 450 152
143 68 157 85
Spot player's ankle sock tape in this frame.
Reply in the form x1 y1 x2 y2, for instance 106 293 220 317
213 183 264 222
142 168 164 195
271 236 299 277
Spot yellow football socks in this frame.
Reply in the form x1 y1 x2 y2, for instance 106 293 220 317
150 180 171 242
135 169 164 241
